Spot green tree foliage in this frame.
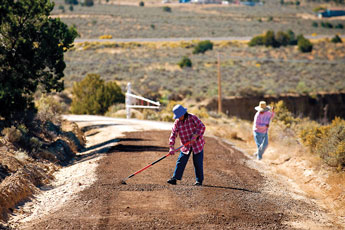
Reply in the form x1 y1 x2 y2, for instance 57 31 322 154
0 0 78 123
58 5 65 12
193 40 213 54
65 0 78 4
248 30 304 49
162 6 171 12
248 35 264 46
335 23 344 29
70 74 125 115
275 31 290 47
321 21 333 28
286 30 297 45
263 30 280 48
83 0 94 6
178 56 192 68
296 81 311 94
297 35 313 53
331 34 343 43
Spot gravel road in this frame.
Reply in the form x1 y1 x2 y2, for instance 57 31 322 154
8 116 342 230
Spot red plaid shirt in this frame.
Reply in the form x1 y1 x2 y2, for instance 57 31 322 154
169 113 206 154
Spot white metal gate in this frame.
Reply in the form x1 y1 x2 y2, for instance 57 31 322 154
125 83 160 119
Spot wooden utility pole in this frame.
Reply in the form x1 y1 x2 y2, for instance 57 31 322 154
217 52 222 114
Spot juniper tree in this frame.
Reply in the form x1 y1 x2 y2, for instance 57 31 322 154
0 0 78 123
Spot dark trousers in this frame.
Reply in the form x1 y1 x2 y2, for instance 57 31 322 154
172 149 204 183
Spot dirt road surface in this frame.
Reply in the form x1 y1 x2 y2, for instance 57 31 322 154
8 115 343 229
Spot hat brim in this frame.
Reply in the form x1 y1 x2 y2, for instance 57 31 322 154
255 106 271 112
173 108 187 119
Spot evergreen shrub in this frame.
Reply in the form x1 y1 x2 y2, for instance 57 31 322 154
248 35 264 46
70 74 125 115
331 34 342 43
83 0 94 6
248 30 297 47
65 0 78 4
178 56 192 68
163 6 171 12
275 31 290 46
193 40 213 54
297 35 313 53
264 30 280 48
335 24 344 29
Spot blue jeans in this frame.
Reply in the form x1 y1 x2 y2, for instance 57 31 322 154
253 131 268 160
172 149 204 183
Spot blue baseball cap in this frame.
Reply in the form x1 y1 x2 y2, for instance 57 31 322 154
173 104 187 119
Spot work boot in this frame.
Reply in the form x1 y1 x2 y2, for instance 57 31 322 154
167 178 177 185
194 181 202 186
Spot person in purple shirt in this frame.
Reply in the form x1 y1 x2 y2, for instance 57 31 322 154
253 101 274 160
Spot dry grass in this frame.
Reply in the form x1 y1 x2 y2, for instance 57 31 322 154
52 0 345 40
64 40 345 99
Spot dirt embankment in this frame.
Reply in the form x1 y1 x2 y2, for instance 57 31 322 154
0 120 85 225
207 92 345 121
7 128 343 230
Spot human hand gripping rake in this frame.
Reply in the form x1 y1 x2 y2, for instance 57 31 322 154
121 140 192 185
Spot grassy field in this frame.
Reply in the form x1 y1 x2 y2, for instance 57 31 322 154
52 0 345 39
63 40 345 100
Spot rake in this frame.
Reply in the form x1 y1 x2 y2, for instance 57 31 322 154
121 141 191 185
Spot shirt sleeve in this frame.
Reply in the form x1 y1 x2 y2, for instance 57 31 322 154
169 120 179 147
270 111 275 119
192 115 206 137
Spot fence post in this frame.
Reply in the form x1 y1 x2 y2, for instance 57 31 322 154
126 82 131 119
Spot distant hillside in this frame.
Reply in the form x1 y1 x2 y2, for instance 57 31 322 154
52 0 344 39
63 40 345 100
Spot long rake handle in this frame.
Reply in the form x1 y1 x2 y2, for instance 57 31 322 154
122 141 191 182
125 154 169 180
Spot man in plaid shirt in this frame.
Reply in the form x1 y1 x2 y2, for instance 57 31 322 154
167 104 206 186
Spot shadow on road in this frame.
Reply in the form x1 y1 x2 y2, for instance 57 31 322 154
72 138 165 165
110 144 169 153
81 138 146 153
86 131 100 137
81 139 120 153
203 184 260 193
81 124 120 132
